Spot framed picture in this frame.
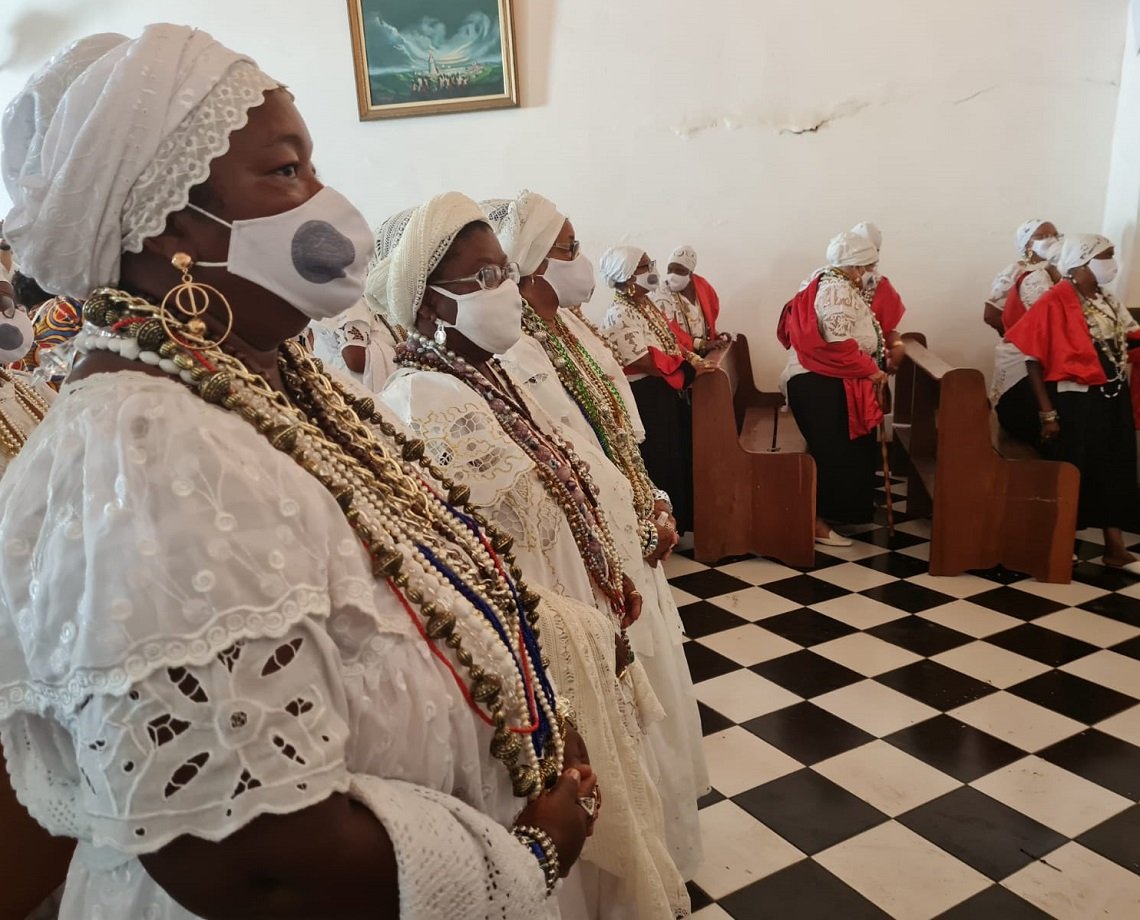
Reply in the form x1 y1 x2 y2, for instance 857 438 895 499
347 0 519 121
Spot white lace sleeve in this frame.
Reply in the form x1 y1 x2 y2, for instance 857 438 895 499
816 277 860 342
599 298 649 367
1019 268 1053 307
988 262 1022 308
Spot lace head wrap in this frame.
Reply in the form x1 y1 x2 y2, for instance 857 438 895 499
826 230 878 268
1057 234 1112 276
599 246 644 288
668 245 697 272
365 192 488 331
1015 219 1049 255
851 221 883 252
2 23 279 299
481 190 565 276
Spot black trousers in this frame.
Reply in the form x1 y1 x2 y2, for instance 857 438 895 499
787 372 878 525
631 376 694 534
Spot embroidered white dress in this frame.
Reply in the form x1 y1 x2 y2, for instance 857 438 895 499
0 371 556 920
500 334 708 879
310 298 398 394
992 269 1055 401
650 290 707 343
780 273 878 392
381 366 689 919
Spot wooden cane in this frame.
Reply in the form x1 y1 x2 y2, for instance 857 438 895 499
875 380 895 536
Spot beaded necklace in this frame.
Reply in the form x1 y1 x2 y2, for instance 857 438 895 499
567 305 626 366
397 333 629 625
1077 291 1129 397
76 289 563 799
614 290 681 357
522 305 655 523
0 368 50 458
821 269 886 368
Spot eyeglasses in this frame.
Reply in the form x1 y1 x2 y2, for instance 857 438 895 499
551 240 581 259
435 261 521 291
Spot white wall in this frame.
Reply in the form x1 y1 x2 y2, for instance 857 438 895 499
1103 5 1140 305
0 0 1129 386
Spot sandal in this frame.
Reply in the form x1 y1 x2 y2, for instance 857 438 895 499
815 530 853 548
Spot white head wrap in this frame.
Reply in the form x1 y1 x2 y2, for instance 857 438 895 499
826 231 878 268
599 246 644 288
2 24 278 299
365 192 489 331
1015 219 1050 255
1057 234 1113 276
669 245 697 273
851 221 883 252
482 190 565 276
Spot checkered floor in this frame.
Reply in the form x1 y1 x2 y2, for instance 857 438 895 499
670 476 1140 919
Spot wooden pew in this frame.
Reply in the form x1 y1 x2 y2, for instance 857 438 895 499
691 334 816 567
892 336 1079 583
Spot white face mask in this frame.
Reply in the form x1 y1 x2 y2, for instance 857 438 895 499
0 307 33 363
429 279 524 355
191 186 373 320
1032 237 1061 263
634 270 659 292
544 255 596 307
1089 257 1119 287
664 272 690 293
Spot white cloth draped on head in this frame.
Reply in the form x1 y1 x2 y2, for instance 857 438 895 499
851 221 883 252
599 246 643 288
1057 234 1112 276
482 190 564 277
669 245 697 273
826 230 878 268
1015 219 1049 255
1 23 279 300
365 192 489 332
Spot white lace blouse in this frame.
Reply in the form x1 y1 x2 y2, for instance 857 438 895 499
0 372 553 920
781 273 877 388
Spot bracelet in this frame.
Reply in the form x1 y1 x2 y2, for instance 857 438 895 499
641 517 660 559
512 825 561 895
653 488 673 513
1038 410 1059 423
556 696 578 735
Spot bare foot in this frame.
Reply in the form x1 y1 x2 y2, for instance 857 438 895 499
1104 550 1137 569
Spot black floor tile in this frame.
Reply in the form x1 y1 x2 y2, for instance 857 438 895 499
853 528 928 551
877 659 999 711
697 700 735 736
967 565 1031 586
1079 592 1140 627
858 552 930 578
763 574 851 606
935 885 1052 919
751 650 864 698
884 715 1025 782
985 623 1099 667
697 787 726 809
756 608 856 647
1009 670 1138 724
794 550 847 572
668 569 753 599
867 616 973 656
1077 804 1140 873
742 702 875 765
1111 635 1140 661
733 769 888 855
1038 729 1140 800
968 587 1066 620
898 787 1067 880
678 600 749 639
685 880 713 911
1074 538 1107 561
683 642 740 683
1072 562 1140 594
861 581 955 614
719 859 890 919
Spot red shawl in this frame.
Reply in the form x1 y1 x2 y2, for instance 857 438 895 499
870 276 905 339
1001 270 1032 332
777 275 883 438
691 274 721 340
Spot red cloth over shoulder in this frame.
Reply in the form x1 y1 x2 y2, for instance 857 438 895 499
1001 270 1032 332
691 274 721 339
1004 282 1108 386
777 275 883 439
870 277 906 338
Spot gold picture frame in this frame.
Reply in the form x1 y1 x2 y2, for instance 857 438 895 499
347 0 519 121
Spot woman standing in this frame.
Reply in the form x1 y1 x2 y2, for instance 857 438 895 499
0 26 593 918
1006 234 1140 573
984 219 1062 336
309 297 398 393
650 245 729 357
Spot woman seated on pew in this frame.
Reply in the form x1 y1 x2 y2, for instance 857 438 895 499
778 231 905 547
1006 234 1140 574
649 245 730 357
984 219 1062 336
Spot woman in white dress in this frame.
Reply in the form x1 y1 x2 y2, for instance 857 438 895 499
372 192 689 919
0 25 596 919
309 297 398 393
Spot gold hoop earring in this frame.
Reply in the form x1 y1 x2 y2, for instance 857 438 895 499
160 252 233 347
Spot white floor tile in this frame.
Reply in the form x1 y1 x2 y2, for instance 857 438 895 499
662 554 710 579
810 540 891 562
814 680 939 737
899 541 932 562
702 726 801 797
813 740 960 817
696 624 802 667
917 600 1024 638
816 821 990 920
1033 609 1140 648
811 562 899 593
694 669 802 723
932 641 1051 688
692 800 805 900
812 632 923 677
671 586 702 608
950 692 1084 752
1097 703 1140 747
1003 842 1140 920
904 572 1001 599
1010 579 1111 608
707 586 803 621
1062 650 1140 697
1116 580 1140 600
691 907 733 920
972 756 1132 837
895 518 933 539
810 594 908 630
715 557 802 586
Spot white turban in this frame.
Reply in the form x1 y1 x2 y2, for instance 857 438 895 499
599 246 644 288
1015 219 1049 255
365 192 488 331
851 221 883 252
483 190 565 276
2 24 278 299
1057 234 1113 276
669 245 697 273
826 231 878 268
